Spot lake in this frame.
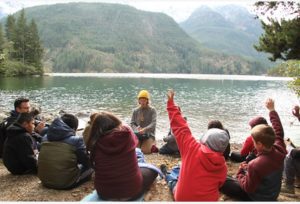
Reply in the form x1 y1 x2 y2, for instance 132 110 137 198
0 73 299 145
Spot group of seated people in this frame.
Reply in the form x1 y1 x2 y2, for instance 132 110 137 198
0 89 299 201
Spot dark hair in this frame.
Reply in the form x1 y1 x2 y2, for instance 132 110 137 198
61 114 78 130
30 106 41 117
208 120 224 130
17 112 34 124
251 124 275 149
87 112 122 152
14 97 29 110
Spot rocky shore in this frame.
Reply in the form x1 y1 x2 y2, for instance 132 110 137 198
0 144 299 201
0 110 299 201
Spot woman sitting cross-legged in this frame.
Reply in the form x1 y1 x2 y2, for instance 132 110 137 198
81 112 162 201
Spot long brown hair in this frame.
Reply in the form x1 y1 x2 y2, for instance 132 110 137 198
87 112 122 152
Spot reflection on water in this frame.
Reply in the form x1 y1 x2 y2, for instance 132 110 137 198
0 75 299 145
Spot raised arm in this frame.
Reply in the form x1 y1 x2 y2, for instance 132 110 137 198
166 90 196 156
265 98 286 152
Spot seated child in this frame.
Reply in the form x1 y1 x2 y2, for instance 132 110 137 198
3 113 38 175
82 112 161 201
281 105 300 194
230 116 268 163
220 98 287 201
161 90 229 201
38 113 93 189
207 120 231 160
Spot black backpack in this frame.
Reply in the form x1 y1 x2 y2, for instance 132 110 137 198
0 118 8 158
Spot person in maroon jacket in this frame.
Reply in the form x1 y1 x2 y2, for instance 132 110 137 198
230 116 268 163
83 112 158 201
220 98 287 201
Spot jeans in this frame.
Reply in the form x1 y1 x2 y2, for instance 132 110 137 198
284 155 300 186
165 166 180 194
81 190 144 202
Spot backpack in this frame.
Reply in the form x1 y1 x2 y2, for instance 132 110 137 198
0 118 8 158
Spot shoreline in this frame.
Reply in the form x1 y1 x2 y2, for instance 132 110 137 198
44 73 293 81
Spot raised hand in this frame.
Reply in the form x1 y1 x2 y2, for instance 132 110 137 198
292 105 300 118
265 98 275 111
167 89 175 101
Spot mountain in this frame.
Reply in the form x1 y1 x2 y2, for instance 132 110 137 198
180 5 272 65
9 3 268 74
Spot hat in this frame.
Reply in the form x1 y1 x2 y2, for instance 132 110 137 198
137 90 150 100
200 128 229 153
249 116 268 128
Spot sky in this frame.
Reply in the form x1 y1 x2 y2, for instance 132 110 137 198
0 0 255 22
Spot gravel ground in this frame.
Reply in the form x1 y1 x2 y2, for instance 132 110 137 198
0 144 299 201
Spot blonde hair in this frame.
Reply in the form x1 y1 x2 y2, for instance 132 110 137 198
251 124 275 149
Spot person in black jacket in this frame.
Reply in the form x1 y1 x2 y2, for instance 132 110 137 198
2 112 38 175
1 98 47 158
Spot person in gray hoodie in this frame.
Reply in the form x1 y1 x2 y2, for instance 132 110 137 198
38 113 93 189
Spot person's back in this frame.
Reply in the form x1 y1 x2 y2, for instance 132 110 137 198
82 111 160 201
221 98 287 201
38 114 92 189
3 113 38 175
239 101 286 200
166 90 228 201
92 124 143 199
230 116 268 163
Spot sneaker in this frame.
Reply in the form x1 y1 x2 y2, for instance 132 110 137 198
281 183 295 194
160 164 168 177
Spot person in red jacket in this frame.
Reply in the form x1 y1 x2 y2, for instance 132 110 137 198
230 116 268 163
220 98 287 201
162 89 229 201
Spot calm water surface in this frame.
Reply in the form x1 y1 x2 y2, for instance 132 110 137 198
0 74 299 144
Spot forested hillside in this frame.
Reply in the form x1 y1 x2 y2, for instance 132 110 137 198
9 3 268 74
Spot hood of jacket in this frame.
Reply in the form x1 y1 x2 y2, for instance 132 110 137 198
199 144 227 172
96 125 138 155
6 123 27 137
46 118 75 141
6 110 19 124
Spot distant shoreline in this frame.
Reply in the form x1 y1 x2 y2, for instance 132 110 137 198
44 73 293 81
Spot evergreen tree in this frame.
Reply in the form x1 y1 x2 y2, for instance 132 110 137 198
254 2 300 96
254 18 300 61
5 15 16 59
254 2 300 61
14 9 27 64
0 24 4 53
5 15 16 42
26 19 43 71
